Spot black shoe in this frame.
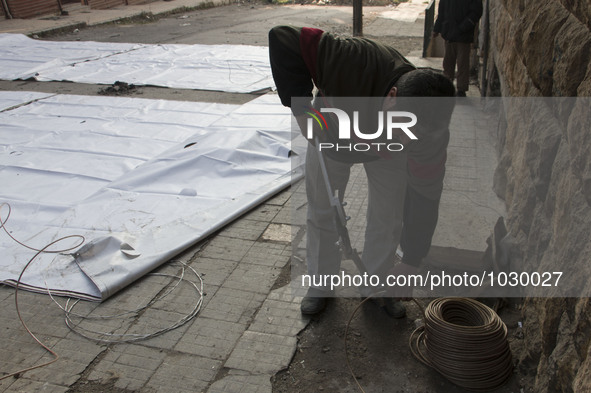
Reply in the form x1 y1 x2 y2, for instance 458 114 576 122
456 90 467 97
369 297 406 318
382 298 406 318
300 288 330 315
301 296 327 315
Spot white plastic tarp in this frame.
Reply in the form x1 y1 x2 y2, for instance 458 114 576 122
0 33 143 80
0 91 54 111
0 33 275 93
0 91 301 301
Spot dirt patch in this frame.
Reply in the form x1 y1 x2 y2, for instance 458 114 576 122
272 296 528 393
98 81 138 96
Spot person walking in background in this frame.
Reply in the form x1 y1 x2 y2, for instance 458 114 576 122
432 0 483 97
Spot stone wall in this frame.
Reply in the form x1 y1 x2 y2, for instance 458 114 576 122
485 0 591 392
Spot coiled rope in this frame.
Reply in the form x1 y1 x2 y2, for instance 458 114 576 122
409 297 513 392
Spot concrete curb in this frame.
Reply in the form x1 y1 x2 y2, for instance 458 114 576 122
0 0 229 36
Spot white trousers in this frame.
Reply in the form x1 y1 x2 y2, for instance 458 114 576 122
304 145 407 294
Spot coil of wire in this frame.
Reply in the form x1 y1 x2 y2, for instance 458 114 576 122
409 297 513 392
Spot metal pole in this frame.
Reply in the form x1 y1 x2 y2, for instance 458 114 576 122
423 0 435 57
480 0 490 96
353 0 362 37
1 0 12 19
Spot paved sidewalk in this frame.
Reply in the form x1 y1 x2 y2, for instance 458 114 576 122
0 189 306 392
366 0 427 38
0 187 307 392
1 5 309 392
0 0 225 36
0 1 505 392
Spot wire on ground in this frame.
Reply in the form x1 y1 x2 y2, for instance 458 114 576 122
0 202 85 381
0 202 204 381
409 297 513 391
50 260 204 344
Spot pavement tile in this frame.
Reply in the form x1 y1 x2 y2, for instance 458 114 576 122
86 346 164 391
0 332 53 380
198 236 255 262
207 371 272 393
218 219 269 241
192 257 238 287
175 317 246 360
241 204 281 222
0 376 15 391
20 338 103 386
109 344 167 371
260 223 292 243
442 177 479 193
248 285 309 337
448 136 477 148
0 287 12 302
448 145 478 159
241 241 291 268
126 307 194 331
247 298 308 336
222 263 281 294
369 18 425 38
269 195 293 225
145 353 221 392
445 165 478 179
14 361 79 387
132 322 191 351
271 207 292 226
264 190 291 207
267 283 306 302
225 330 297 375
199 287 266 325
1 378 69 393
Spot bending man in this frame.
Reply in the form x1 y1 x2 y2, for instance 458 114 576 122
268 26 455 316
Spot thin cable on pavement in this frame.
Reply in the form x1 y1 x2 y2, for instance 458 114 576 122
0 202 204 380
0 203 85 381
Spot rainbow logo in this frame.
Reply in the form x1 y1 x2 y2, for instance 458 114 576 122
305 107 328 131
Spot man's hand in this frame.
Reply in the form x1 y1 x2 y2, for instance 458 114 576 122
432 31 440 38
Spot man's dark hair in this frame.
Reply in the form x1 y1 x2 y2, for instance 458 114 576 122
395 68 456 97
394 68 456 131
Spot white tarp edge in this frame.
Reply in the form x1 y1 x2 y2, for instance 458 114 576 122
0 34 275 93
0 91 55 111
0 91 303 301
0 33 144 80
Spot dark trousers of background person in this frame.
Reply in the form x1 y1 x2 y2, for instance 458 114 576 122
400 185 441 267
442 41 472 94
